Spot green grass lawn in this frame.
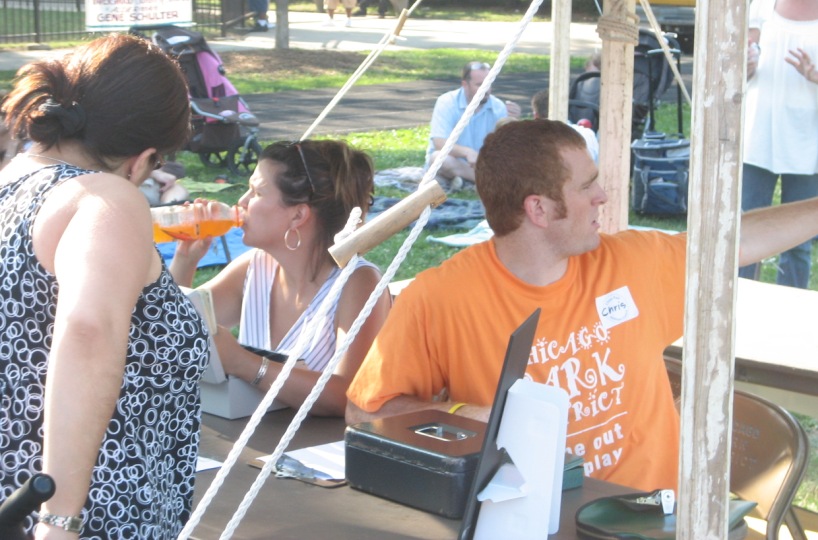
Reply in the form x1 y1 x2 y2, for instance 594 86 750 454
222 48 566 95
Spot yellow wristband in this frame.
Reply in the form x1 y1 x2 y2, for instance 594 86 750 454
448 402 467 415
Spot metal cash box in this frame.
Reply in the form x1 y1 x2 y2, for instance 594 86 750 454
345 409 485 519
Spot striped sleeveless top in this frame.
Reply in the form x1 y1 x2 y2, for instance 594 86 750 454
237 249 377 372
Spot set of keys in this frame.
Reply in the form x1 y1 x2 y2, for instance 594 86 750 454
619 489 676 515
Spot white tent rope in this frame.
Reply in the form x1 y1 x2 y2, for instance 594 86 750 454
299 35 392 141
300 0 426 141
213 212 369 539
219 257 363 539
179 8 434 536
219 206 432 539
638 0 692 105
419 0 544 188
596 11 640 44
177 259 353 540
179 0 544 536
212 207 364 539
217 5 548 532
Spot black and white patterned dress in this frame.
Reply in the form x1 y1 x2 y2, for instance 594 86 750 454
0 164 210 538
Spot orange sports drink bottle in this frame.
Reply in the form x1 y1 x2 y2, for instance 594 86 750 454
151 201 244 243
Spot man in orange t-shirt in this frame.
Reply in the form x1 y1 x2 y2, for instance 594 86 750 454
346 119 818 491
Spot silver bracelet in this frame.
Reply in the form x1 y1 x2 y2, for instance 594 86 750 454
38 512 83 533
251 357 270 386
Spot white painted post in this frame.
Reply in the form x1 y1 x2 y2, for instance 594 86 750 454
548 0 572 122
678 0 747 535
596 0 637 234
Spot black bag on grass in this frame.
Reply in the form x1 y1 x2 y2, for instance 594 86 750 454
631 134 690 216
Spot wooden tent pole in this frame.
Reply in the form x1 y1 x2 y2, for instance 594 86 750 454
596 0 637 233
548 0 572 122
677 0 747 535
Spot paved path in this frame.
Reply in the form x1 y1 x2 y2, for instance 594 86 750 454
0 12 691 140
0 12 604 71
211 13 609 139
214 11 604 56
243 73 554 141
218 13 688 140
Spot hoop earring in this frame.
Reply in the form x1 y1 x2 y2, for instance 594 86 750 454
284 228 301 251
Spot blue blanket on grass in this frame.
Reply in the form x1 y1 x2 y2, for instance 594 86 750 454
368 196 485 230
157 227 250 268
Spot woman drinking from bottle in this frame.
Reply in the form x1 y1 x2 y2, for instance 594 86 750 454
170 140 391 417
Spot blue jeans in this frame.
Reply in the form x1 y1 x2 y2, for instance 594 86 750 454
248 0 269 16
739 163 818 289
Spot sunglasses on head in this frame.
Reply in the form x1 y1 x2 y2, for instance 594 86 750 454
290 142 316 197
284 141 374 207
463 61 491 80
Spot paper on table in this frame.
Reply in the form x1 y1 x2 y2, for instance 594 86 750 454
257 440 345 480
196 456 223 472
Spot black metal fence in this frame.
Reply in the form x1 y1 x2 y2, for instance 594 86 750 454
0 0 252 45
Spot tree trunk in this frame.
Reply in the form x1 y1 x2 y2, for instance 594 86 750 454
276 0 289 49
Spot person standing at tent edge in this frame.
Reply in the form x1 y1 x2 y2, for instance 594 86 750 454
740 0 818 289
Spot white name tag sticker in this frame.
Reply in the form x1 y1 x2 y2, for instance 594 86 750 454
596 286 639 329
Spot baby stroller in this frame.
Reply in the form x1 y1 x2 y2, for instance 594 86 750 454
151 26 262 177
568 28 682 140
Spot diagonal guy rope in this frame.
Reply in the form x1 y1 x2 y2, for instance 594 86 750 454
300 0 426 141
218 209 430 539
179 0 544 537
179 8 429 539
421 0 544 187
177 257 353 540
638 0 692 105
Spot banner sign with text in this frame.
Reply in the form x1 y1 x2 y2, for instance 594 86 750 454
85 0 193 32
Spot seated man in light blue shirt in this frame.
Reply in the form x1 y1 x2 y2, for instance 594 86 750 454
426 61 521 188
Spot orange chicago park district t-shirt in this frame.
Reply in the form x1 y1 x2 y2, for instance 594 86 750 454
347 230 687 491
